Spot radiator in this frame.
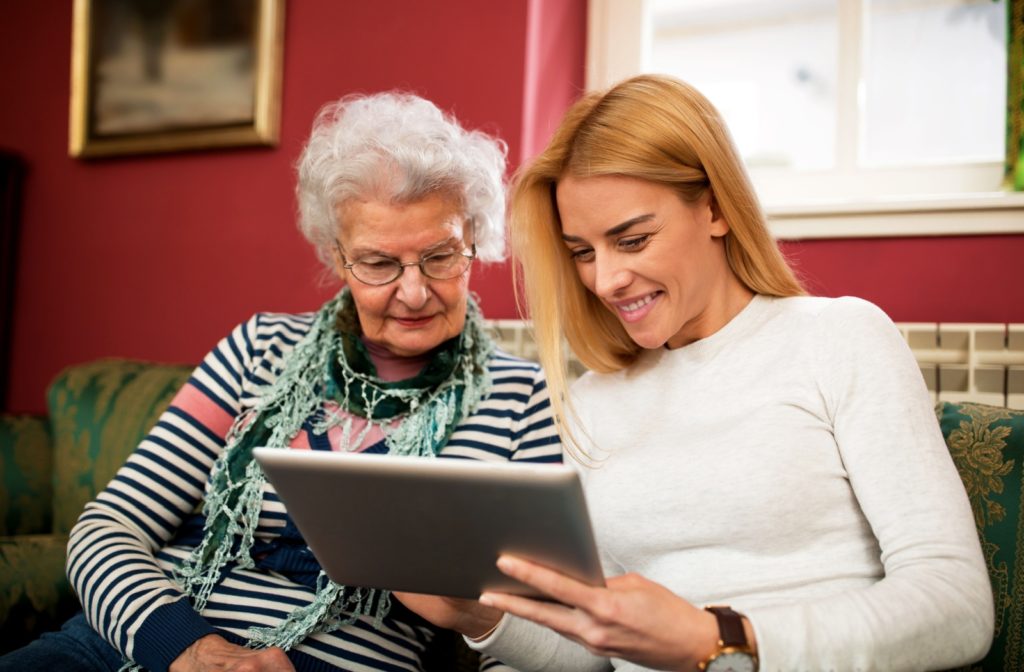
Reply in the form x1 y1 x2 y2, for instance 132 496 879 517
899 323 1024 409
485 319 1024 410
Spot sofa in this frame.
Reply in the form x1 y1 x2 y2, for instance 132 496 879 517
0 359 191 653
1 358 1022 670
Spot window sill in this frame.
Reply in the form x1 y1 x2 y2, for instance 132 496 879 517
766 191 1024 240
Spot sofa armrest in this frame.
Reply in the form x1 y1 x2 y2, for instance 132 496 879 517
0 414 53 536
936 401 1024 672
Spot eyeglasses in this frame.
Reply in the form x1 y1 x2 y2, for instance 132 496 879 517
335 241 476 286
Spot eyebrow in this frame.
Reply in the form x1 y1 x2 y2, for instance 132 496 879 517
561 213 656 243
348 236 461 259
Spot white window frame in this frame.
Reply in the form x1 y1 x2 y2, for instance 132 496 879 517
586 0 1024 240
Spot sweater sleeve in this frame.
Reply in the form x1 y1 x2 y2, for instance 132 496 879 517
467 613 612 672
744 298 993 671
65 315 263 672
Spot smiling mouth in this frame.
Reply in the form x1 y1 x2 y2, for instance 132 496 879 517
611 292 661 322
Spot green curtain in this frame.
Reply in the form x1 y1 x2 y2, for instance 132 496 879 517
1009 0 1023 190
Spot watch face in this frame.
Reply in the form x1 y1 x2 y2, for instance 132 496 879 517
706 651 757 672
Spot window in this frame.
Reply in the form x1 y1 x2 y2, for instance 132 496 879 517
587 0 1024 237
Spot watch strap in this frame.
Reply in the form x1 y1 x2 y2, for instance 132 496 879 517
705 605 747 647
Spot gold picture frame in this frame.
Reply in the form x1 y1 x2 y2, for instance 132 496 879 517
69 0 284 158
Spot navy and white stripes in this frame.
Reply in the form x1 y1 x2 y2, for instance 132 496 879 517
67 312 561 671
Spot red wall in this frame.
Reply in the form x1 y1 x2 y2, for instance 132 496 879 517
781 235 1024 324
1 2 1021 414
0 0 586 413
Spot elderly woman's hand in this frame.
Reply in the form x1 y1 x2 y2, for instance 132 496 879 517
169 634 296 672
392 592 504 639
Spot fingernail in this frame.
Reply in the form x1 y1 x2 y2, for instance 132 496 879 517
496 557 512 571
479 593 494 606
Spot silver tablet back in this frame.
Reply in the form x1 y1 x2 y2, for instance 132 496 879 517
254 448 604 599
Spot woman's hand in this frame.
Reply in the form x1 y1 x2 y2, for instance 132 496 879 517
169 634 295 672
392 592 504 639
479 555 725 671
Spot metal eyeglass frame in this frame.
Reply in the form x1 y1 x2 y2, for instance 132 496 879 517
334 240 477 286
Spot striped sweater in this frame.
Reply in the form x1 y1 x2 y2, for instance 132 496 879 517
66 312 562 672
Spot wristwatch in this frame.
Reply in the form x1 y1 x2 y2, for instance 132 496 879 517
698 605 758 672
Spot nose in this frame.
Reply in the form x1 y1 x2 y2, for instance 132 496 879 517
395 264 430 309
592 252 632 299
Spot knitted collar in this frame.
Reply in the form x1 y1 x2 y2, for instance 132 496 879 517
170 287 494 652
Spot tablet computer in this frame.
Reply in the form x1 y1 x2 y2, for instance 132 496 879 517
253 448 604 599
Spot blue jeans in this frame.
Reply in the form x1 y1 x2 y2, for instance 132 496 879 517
0 612 124 672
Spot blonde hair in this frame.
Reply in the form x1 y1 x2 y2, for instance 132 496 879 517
509 74 805 458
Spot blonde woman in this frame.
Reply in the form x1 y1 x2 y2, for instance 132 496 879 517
402 75 993 671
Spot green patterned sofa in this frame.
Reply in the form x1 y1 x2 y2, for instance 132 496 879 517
1 359 1022 670
0 359 191 653
940 402 1024 672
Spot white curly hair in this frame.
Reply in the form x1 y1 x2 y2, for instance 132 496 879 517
296 92 509 270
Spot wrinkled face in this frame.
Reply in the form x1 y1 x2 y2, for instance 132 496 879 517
556 174 738 349
334 193 472 357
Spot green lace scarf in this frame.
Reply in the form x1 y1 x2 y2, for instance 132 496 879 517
170 287 494 652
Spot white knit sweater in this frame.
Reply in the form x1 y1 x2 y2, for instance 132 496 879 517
472 295 993 671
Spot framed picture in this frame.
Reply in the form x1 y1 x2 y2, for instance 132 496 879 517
69 0 285 158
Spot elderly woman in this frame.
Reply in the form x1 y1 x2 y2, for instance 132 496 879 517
0 93 559 672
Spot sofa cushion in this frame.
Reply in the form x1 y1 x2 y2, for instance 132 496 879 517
0 414 52 535
0 533 77 652
47 359 193 534
936 401 1024 672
